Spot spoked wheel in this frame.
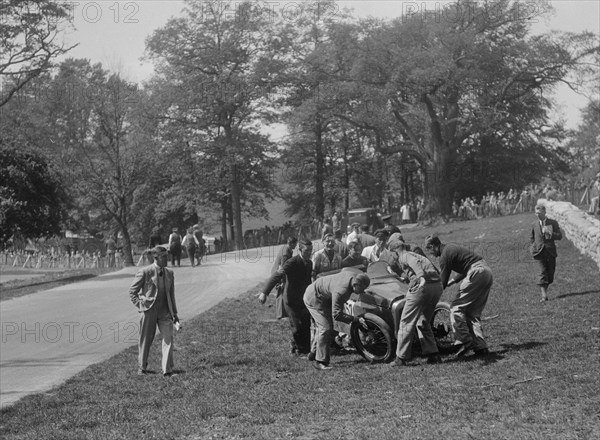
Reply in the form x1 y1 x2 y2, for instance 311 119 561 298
350 313 394 363
431 302 456 352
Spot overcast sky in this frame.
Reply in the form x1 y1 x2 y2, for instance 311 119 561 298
59 1 600 128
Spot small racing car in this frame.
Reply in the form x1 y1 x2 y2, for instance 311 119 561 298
338 262 455 363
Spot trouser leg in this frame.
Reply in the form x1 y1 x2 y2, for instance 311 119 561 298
453 266 493 350
139 309 157 370
416 283 443 356
303 287 332 364
284 300 311 353
305 305 332 364
157 314 174 374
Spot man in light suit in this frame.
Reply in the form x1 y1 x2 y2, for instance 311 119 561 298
530 204 562 302
129 246 179 376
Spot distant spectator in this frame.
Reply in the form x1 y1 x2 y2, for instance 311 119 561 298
105 235 117 268
182 228 199 267
588 173 600 215
168 227 182 267
332 229 348 260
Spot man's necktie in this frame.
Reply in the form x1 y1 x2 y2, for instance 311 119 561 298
158 268 164 277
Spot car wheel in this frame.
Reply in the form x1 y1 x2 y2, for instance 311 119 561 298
431 302 456 352
350 313 394 363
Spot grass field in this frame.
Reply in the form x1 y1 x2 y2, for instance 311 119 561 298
1 213 598 439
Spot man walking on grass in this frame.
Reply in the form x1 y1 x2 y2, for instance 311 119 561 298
530 204 562 302
128 246 180 377
425 235 493 357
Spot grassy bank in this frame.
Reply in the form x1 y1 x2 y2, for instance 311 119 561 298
1 213 599 439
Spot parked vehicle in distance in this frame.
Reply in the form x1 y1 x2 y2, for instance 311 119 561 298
346 208 385 233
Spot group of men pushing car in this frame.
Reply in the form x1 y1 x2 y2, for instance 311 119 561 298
130 203 561 374
257 226 494 370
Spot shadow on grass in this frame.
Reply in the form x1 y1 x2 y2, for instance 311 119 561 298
555 289 600 299
496 341 547 353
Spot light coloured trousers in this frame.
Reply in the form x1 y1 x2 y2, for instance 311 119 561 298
396 281 443 360
303 286 334 365
452 262 493 351
139 306 174 374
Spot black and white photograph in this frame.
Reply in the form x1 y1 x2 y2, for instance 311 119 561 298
1 1 599 438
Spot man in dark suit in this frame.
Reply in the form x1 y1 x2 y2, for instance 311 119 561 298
271 236 298 319
258 240 313 355
530 204 563 302
128 246 180 376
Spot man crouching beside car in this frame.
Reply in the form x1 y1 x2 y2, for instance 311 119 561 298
303 272 371 370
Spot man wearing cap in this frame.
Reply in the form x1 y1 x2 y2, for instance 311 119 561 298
361 229 393 264
258 240 314 355
530 204 563 302
388 241 443 365
128 246 179 377
425 235 493 357
303 271 371 370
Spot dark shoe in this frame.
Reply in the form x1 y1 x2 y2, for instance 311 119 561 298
427 354 443 364
455 343 473 357
163 372 177 377
307 351 316 361
473 348 490 357
137 369 147 376
389 359 408 367
313 361 332 371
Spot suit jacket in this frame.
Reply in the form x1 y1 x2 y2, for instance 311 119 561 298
309 271 356 324
263 254 312 308
129 264 177 315
530 217 562 258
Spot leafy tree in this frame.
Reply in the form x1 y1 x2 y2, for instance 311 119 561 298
566 99 600 179
0 142 64 245
0 0 76 107
146 0 281 249
348 0 599 214
40 59 155 265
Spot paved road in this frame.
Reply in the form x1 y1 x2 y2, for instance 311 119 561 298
0 246 278 408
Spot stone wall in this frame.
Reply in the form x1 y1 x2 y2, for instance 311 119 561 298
539 199 600 270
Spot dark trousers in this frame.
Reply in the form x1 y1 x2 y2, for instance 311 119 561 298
186 247 196 266
170 245 181 267
284 299 311 353
534 248 556 287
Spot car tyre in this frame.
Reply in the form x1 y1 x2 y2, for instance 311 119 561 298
350 313 394 363
430 302 456 352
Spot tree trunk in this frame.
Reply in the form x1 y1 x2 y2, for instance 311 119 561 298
314 121 325 220
230 162 243 250
220 195 228 252
120 225 134 266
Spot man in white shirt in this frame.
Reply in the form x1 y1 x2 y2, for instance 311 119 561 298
346 222 361 244
361 229 393 264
